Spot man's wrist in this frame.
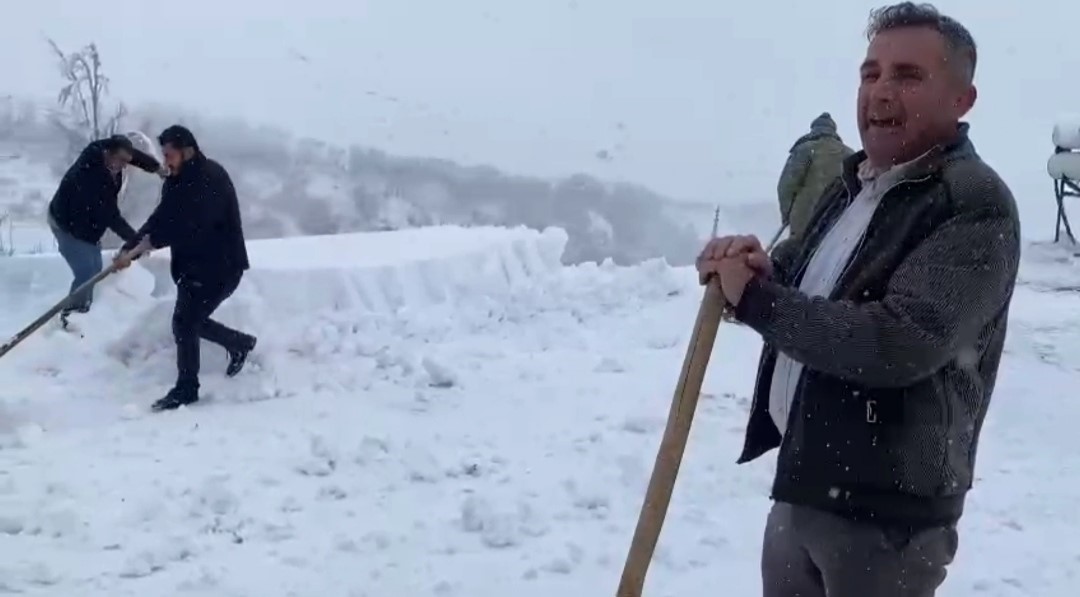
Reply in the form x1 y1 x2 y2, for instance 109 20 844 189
733 276 777 327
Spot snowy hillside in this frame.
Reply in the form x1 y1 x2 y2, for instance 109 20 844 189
0 225 1077 596
0 99 711 266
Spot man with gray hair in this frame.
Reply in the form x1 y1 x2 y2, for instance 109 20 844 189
696 3 1019 595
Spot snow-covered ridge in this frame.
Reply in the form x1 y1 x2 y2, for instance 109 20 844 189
135 225 570 316
0 225 571 328
0 224 688 428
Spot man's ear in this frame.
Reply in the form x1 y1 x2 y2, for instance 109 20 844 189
954 85 976 119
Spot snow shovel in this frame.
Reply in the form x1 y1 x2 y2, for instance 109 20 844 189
0 244 149 360
616 223 786 597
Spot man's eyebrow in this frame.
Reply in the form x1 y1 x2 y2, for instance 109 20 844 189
859 60 924 74
893 62 922 71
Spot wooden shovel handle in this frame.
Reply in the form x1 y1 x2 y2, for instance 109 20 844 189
616 281 726 597
615 223 786 596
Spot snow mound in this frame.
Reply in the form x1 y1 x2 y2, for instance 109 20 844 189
112 225 571 366
1047 150 1080 180
133 225 568 313
0 224 687 428
1052 114 1080 150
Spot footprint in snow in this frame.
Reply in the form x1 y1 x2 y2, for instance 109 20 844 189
594 357 625 373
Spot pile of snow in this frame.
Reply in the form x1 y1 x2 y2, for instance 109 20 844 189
0 224 685 428
135 225 569 315
1052 114 1080 150
1047 151 1080 180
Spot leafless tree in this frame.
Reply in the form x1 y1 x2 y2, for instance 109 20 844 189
45 38 126 158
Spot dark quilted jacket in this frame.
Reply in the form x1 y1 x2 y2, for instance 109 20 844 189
735 123 1021 528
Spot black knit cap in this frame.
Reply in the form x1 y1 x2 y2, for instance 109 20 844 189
158 124 200 151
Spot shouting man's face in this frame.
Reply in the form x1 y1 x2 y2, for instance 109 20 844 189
857 26 976 167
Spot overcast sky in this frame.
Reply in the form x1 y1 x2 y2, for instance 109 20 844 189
2 0 1077 225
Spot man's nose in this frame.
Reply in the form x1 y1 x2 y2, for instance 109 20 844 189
867 77 900 103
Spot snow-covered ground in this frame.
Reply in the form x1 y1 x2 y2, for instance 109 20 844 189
0 224 1077 596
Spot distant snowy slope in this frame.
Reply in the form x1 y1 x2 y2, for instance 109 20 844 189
0 104 705 266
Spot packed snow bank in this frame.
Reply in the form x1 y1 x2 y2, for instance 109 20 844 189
104 225 576 396
139 225 565 271
135 225 568 313
0 224 568 332
0 223 689 427
1052 114 1080 150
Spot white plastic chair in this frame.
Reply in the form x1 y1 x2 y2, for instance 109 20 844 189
1048 119 1080 244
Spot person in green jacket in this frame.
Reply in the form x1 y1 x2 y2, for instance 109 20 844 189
777 113 854 240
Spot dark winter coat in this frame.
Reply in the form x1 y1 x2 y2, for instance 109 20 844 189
777 113 854 240
735 123 1020 528
126 152 249 284
48 139 161 245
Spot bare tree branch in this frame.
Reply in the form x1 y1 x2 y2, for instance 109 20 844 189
44 37 127 157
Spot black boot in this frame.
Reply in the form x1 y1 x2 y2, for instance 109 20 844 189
59 301 90 322
152 385 199 412
226 336 257 377
62 302 90 316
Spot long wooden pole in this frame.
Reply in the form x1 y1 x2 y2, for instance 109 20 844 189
616 280 726 597
615 223 787 597
0 245 147 360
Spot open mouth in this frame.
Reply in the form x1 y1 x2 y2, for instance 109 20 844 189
868 117 903 129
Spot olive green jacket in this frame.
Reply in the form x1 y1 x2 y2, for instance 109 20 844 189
778 120 854 239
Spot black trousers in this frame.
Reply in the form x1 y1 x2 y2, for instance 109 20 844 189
172 272 252 390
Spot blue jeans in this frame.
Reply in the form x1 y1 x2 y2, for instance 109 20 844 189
49 216 103 312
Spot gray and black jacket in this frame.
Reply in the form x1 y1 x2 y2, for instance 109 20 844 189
49 137 161 245
734 123 1021 528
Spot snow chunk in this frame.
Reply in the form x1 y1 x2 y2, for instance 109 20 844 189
421 356 459 388
1053 114 1080 150
1048 151 1080 180
594 357 626 373
459 494 546 549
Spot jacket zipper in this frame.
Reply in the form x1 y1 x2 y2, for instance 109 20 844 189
828 173 932 300
766 172 934 453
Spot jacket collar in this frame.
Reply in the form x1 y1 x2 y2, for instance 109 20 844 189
840 122 976 192
172 151 207 180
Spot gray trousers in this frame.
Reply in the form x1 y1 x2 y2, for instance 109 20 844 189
762 502 958 597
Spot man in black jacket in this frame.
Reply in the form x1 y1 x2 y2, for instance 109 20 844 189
48 134 164 321
115 125 256 412
696 4 1020 596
